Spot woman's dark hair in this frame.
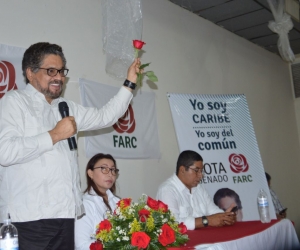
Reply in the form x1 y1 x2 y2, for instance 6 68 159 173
213 188 242 209
176 150 203 175
22 42 67 83
84 153 117 211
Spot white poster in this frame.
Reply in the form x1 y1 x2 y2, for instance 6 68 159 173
0 43 26 98
168 93 276 221
79 78 161 159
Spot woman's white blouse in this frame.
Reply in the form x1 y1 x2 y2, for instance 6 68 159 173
75 188 120 250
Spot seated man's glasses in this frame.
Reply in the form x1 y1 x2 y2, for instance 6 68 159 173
93 166 119 176
38 68 69 77
188 166 205 175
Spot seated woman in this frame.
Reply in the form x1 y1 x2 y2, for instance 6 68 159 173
75 153 120 250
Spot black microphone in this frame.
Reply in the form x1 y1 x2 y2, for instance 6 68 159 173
58 101 77 151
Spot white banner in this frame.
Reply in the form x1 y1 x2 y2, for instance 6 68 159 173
0 43 26 99
79 78 160 159
168 93 276 221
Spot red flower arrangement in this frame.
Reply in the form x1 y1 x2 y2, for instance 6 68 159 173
91 194 188 249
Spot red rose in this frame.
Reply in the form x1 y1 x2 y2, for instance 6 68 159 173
99 219 112 232
178 222 187 234
138 208 150 222
133 40 146 50
131 232 151 249
158 200 168 212
147 196 159 210
229 154 249 173
90 241 103 250
117 198 132 208
158 224 176 246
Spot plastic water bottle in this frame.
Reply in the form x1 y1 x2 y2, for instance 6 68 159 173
257 189 271 223
0 215 19 250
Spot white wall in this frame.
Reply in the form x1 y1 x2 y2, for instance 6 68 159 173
1 0 300 235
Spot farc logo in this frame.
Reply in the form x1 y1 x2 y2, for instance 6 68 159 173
113 104 136 134
0 61 18 99
229 153 249 173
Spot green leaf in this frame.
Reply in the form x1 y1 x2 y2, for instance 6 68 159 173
145 71 158 82
139 63 151 70
148 242 164 250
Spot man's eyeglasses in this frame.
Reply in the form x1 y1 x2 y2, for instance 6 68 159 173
93 166 119 176
188 167 205 175
38 68 69 77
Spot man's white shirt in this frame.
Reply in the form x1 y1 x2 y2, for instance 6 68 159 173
156 173 223 230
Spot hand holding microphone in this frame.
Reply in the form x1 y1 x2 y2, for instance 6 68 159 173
58 102 77 151
48 102 78 150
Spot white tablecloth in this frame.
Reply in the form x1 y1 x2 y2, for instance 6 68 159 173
196 219 300 250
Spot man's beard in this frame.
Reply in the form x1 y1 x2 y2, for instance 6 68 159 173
38 80 63 100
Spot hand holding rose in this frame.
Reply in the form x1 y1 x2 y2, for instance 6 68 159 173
127 58 141 84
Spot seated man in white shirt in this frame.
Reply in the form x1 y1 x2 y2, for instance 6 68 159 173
156 150 236 230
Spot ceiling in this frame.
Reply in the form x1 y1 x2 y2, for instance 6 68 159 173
169 0 300 58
